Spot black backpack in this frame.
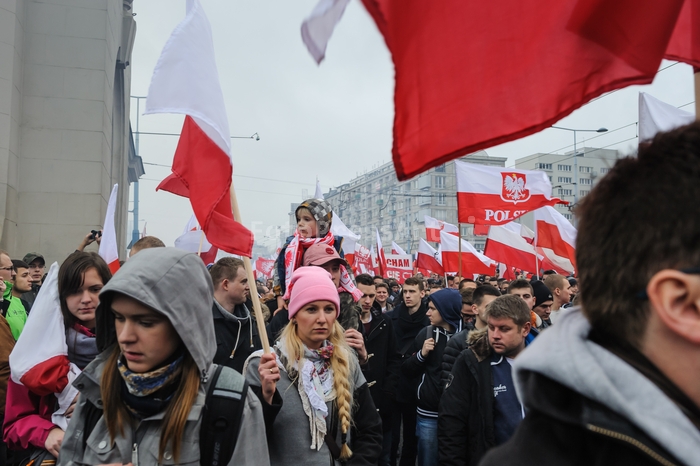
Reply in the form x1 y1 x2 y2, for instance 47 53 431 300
82 364 248 465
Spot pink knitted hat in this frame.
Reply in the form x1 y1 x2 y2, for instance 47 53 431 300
287 266 340 319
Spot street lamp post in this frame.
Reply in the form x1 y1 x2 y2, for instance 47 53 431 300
551 126 607 225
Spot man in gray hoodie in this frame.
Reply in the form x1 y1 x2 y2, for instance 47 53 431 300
480 123 700 465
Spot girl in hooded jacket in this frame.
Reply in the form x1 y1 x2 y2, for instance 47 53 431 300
245 266 382 466
57 247 268 466
4 252 111 462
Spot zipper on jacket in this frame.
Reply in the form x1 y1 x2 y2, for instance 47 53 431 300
586 424 676 466
132 443 138 466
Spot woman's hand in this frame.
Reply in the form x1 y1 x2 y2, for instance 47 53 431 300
276 296 288 311
45 427 64 458
258 352 280 405
65 394 79 419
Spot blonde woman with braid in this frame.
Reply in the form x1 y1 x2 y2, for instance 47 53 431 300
245 267 382 465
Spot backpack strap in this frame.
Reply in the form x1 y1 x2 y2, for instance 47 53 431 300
200 365 248 466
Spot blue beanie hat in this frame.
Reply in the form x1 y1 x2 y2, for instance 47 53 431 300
428 288 463 332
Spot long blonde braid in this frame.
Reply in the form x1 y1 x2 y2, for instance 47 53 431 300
328 320 354 460
281 319 355 460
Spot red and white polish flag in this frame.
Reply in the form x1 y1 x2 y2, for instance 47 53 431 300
391 241 407 255
425 215 459 242
484 224 539 274
9 263 80 431
98 184 120 274
456 161 564 225
440 230 496 276
502 221 535 244
146 0 253 257
375 228 387 276
331 214 361 266
174 214 219 266
534 206 577 275
416 238 444 276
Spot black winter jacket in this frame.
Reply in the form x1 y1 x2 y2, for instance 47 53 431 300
402 325 454 416
479 372 682 466
212 300 262 373
440 322 476 388
361 303 400 430
385 299 430 403
438 329 496 466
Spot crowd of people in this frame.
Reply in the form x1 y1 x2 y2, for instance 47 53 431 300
0 123 697 465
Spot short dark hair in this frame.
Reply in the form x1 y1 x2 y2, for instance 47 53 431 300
458 277 475 290
542 269 557 276
209 257 245 288
507 279 533 295
355 273 375 287
131 236 165 252
12 260 28 270
404 276 424 291
58 252 112 328
373 275 384 280
577 122 700 347
485 294 531 327
472 284 501 306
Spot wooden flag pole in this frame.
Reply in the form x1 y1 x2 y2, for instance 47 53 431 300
196 230 205 257
458 223 463 278
229 184 271 354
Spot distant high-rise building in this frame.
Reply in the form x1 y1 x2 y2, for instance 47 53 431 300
515 147 621 224
319 151 507 254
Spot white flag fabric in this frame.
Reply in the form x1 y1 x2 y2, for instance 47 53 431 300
98 184 120 273
9 263 80 431
484 224 539 273
301 0 351 64
314 179 324 200
424 215 459 242
145 0 230 156
416 238 444 275
391 241 407 255
175 214 212 252
534 206 577 275
375 228 387 275
502 221 535 244
639 92 694 142
330 214 360 256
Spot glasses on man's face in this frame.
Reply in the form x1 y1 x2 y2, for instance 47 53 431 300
0 266 13 272
636 266 700 299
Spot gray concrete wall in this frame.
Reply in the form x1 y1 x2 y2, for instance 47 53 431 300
0 0 134 265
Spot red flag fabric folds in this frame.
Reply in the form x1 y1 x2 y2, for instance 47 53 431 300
360 0 699 180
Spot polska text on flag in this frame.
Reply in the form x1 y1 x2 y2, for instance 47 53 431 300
456 161 564 225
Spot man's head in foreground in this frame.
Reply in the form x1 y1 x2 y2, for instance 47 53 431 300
577 122 700 409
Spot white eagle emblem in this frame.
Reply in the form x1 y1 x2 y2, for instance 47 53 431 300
500 173 530 204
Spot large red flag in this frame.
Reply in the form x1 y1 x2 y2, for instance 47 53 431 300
146 0 253 257
456 161 564 225
360 0 699 180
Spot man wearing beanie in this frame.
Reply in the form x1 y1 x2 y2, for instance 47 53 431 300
531 280 554 330
402 288 462 466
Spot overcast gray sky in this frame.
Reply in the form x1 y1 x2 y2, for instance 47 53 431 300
129 0 695 252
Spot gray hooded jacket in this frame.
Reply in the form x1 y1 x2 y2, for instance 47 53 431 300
513 307 700 466
57 247 269 466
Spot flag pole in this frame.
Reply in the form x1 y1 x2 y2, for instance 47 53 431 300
458 223 463 278
196 230 205 257
229 184 271 354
